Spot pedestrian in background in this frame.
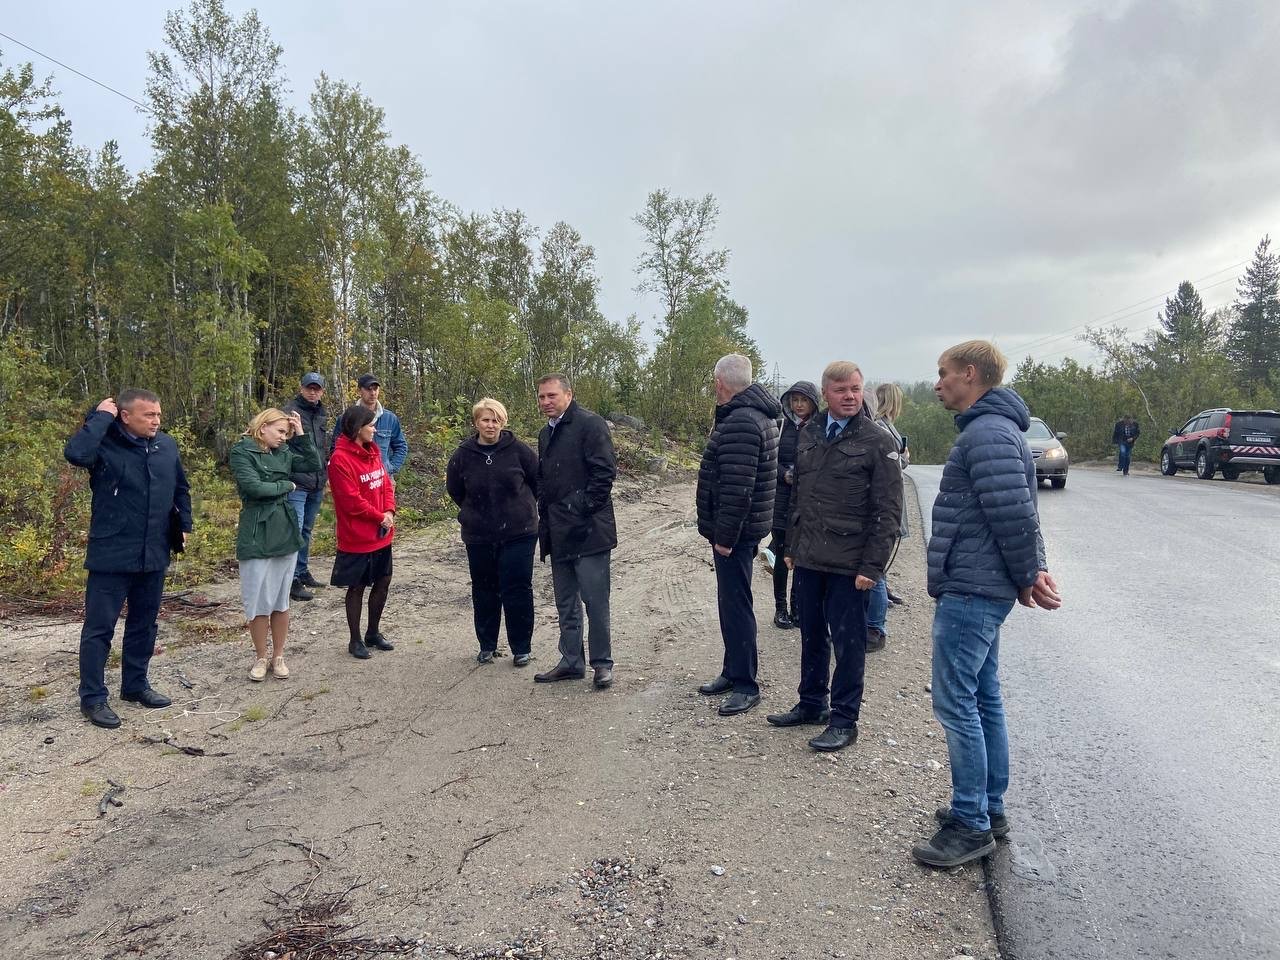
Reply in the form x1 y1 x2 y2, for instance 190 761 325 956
532 374 618 689
283 371 330 602
229 407 321 682
446 397 540 667
694 354 781 716
64 389 192 728
769 380 819 630
1112 414 1140 475
865 381 910 651
913 340 1061 869
328 405 397 660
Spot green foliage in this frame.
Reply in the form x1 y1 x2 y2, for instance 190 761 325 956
1227 236 1280 392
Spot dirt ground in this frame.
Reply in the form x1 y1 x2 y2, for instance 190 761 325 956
0 475 997 960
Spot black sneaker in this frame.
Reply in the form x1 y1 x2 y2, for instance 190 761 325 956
298 571 324 589
935 805 1010 839
912 821 996 868
290 580 314 602
773 609 794 629
477 650 495 664
866 626 886 652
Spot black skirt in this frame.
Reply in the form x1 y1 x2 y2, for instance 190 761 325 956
330 545 393 587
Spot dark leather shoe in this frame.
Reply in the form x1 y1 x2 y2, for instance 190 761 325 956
886 589 904 606
81 702 121 729
298 571 325 589
718 691 760 716
365 633 394 651
773 610 794 629
808 724 858 752
476 649 495 664
534 664 586 683
866 627 886 652
766 706 831 727
912 821 996 868
698 675 732 696
512 653 531 667
290 580 314 601
348 638 371 659
593 666 614 688
121 688 172 709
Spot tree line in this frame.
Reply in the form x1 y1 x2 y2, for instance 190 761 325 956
898 237 1280 466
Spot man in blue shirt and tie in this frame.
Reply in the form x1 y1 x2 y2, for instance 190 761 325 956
770 361 903 752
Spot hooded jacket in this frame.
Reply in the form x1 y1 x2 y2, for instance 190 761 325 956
282 393 329 492
785 406 903 579
537 400 618 562
772 380 820 532
927 387 1047 601
228 434 322 561
696 383 782 546
64 410 193 573
328 433 397 553
445 430 540 545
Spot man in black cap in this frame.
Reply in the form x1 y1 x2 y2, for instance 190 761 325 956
283 372 330 601
354 374 408 478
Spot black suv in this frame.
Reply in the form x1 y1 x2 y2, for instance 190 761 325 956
1160 408 1280 483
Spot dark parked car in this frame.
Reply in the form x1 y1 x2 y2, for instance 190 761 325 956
1160 408 1280 483
1024 417 1069 489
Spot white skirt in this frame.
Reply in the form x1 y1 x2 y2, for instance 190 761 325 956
239 553 298 619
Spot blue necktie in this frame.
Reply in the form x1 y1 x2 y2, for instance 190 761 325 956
827 421 841 443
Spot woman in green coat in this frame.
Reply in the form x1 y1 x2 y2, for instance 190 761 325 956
229 407 322 682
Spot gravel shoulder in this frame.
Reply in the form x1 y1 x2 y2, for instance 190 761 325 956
0 475 996 960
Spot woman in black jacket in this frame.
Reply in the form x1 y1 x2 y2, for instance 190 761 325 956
446 398 540 665
770 380 819 628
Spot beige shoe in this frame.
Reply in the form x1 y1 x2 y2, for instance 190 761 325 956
249 658 269 682
271 656 290 679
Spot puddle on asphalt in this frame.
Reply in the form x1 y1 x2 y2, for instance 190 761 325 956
1007 832 1058 883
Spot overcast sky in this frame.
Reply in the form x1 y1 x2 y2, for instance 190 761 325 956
5 0 1280 386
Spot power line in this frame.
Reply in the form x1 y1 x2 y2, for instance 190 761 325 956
0 29 149 111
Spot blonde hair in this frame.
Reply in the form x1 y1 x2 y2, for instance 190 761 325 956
873 382 903 422
821 360 863 388
245 408 289 448
939 340 1007 386
472 397 509 426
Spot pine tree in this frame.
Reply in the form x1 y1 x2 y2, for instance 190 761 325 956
1227 236 1280 389
1151 280 1217 365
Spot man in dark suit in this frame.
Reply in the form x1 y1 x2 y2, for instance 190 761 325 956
533 374 618 689
64 389 193 729
772 361 902 752
694 354 781 716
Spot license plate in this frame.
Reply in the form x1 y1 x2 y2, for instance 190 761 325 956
1245 435 1273 443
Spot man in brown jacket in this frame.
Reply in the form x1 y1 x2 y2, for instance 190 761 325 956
770 361 903 752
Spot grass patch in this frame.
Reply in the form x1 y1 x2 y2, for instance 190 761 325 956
225 719 244 732
242 705 268 722
28 686 48 701
299 686 330 702
79 779 102 797
50 848 70 863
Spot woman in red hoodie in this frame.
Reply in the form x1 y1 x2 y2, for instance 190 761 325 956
328 405 397 659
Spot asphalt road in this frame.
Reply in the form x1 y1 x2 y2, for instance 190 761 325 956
910 464 1280 960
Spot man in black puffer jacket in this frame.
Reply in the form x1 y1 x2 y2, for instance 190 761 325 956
694 354 781 716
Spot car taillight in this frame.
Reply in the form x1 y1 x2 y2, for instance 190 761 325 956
1223 413 1232 437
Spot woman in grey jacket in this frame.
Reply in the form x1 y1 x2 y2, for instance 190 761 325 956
866 382 910 651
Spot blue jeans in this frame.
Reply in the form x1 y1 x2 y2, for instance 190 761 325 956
288 487 324 578
866 578 889 636
930 592 1016 832
79 570 167 706
1116 442 1132 474
713 540 760 696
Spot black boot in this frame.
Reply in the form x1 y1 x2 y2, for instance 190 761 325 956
773 607 794 629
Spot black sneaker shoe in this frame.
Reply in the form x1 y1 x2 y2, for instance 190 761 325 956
773 609 794 629
935 805 1010 839
865 627 886 652
298 571 325 589
290 580 315 602
477 650 495 664
912 821 996 868
512 653 531 667
365 633 394 651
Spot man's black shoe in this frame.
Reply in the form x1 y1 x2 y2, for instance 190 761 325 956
766 706 831 727
912 821 996 868
866 627 886 652
936 805 1010 839
365 632 394 651
808 724 858 752
698 675 732 696
81 702 121 729
773 610 794 629
298 571 325 589
348 638 372 659
717 691 760 716
512 653 532 667
534 664 586 683
886 588 905 606
593 666 614 688
121 688 172 709
477 649 495 664
290 580 314 601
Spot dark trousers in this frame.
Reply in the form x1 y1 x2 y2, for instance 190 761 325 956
794 566 869 727
465 536 536 656
78 569 167 706
551 551 612 671
769 531 795 614
714 539 760 696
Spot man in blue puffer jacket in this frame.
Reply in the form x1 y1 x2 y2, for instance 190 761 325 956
912 340 1062 869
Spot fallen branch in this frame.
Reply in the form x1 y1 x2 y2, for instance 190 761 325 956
457 825 519 875
97 778 125 817
453 740 507 755
138 734 231 758
429 774 474 794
